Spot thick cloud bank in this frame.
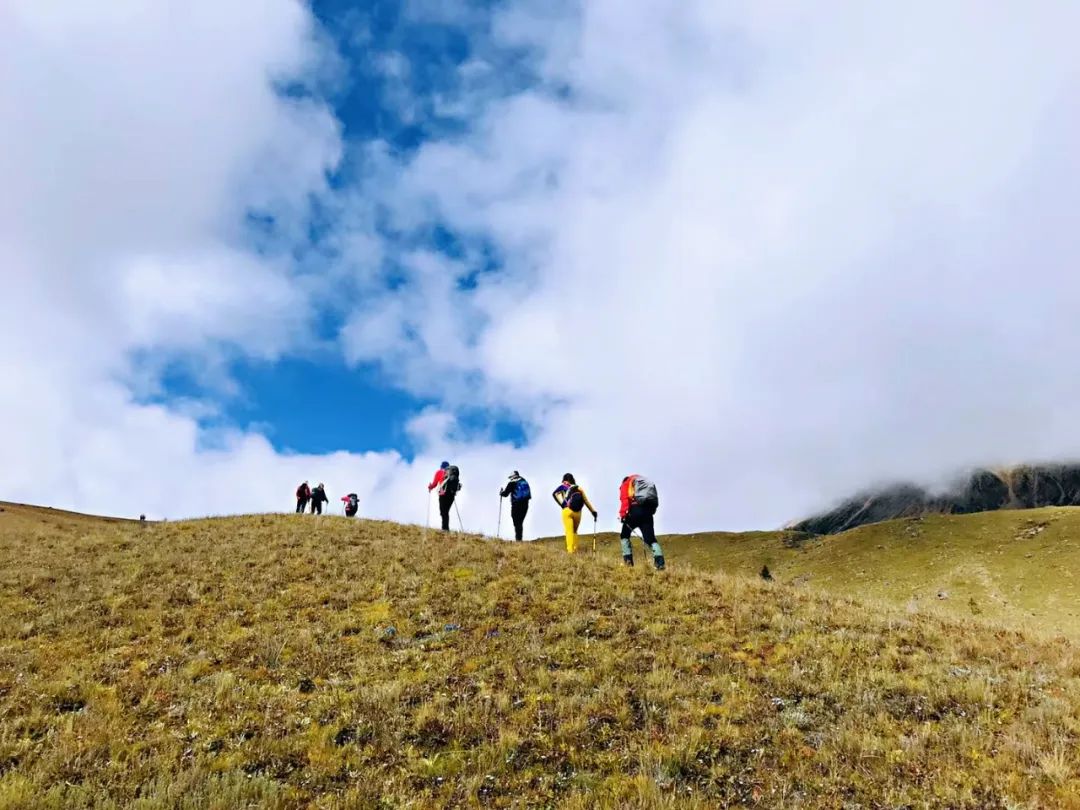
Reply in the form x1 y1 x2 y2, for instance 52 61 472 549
4 2 1080 538
0 1 352 516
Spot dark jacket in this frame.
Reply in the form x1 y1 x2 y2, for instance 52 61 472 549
311 486 328 505
500 476 530 501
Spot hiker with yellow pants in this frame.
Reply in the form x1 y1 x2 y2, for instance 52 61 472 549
551 473 597 554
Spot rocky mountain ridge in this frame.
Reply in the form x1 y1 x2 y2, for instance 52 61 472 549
794 463 1080 534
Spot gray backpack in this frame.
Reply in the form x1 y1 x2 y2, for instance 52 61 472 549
444 465 461 495
634 476 659 509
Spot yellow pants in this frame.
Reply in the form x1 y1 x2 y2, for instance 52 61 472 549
562 508 583 553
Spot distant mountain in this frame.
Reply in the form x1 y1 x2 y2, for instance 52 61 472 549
794 463 1080 534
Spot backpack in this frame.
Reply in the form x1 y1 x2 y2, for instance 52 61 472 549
444 465 460 494
634 476 659 511
513 478 531 501
566 485 585 512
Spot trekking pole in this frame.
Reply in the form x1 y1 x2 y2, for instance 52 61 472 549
593 515 597 554
454 501 465 534
496 495 503 540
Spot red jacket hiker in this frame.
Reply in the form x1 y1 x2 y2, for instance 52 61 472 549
428 467 447 492
295 481 311 514
618 475 637 520
618 474 664 570
428 462 458 532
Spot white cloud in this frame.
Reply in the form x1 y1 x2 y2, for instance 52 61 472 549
0 1 356 518
336 1 1080 533
6 1 1080 543
119 250 308 356
0 0 531 536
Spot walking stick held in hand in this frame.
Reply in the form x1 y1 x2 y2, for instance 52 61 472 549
455 501 465 534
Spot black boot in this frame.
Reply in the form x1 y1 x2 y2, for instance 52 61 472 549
654 555 665 571
623 555 634 566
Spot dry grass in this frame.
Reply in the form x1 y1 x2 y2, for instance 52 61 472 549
600 506 1080 638
2 503 1080 807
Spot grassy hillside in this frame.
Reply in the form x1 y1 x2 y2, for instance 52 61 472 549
613 507 1080 638
3 504 1080 807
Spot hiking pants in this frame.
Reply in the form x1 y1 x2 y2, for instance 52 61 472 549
296 498 308 514
621 503 663 561
510 499 529 541
311 501 323 515
562 507 583 553
439 492 455 532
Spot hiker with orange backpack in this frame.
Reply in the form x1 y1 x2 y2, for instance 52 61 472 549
619 474 665 570
552 473 597 554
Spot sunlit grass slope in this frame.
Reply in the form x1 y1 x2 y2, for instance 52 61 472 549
3 503 1080 807
626 507 1080 637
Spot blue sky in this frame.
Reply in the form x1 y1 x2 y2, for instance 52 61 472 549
146 0 519 459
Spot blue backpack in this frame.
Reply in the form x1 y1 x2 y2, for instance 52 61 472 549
514 478 531 500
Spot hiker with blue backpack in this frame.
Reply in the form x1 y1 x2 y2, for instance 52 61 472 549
552 473 597 554
619 474 665 570
499 471 531 540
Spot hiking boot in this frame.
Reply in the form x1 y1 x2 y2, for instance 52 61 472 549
654 556 665 571
623 555 634 567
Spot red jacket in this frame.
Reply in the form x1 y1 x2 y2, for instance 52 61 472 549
619 475 640 520
428 468 447 492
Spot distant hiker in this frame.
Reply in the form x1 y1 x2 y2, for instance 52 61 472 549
428 461 461 532
552 473 597 554
310 483 328 515
500 471 532 541
342 493 359 517
296 481 311 514
618 474 665 570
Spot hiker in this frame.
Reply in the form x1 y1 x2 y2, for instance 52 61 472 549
619 474 665 570
342 493 359 517
295 481 311 514
428 461 461 532
552 473 597 554
499 471 531 541
310 483 329 515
